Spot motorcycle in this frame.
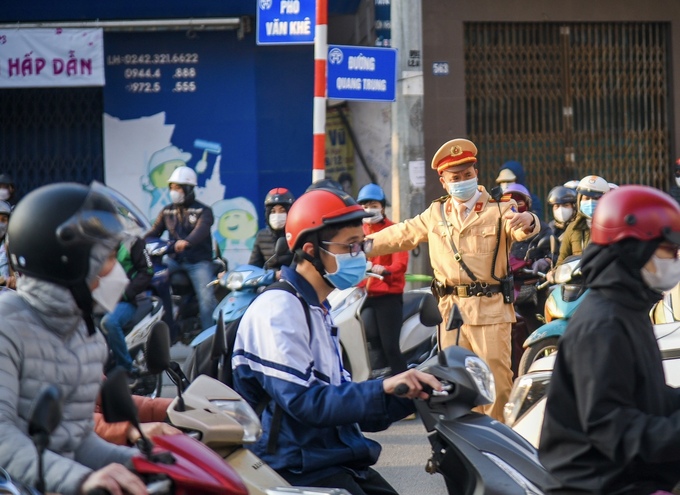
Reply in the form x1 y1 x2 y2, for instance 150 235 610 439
97 294 166 397
146 238 227 345
152 319 350 495
328 277 441 381
506 282 680 448
397 305 558 494
517 256 585 376
182 262 277 382
101 366 250 495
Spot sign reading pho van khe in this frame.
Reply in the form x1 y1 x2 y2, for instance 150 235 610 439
0 28 105 88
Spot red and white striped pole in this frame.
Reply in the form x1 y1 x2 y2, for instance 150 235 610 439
312 0 327 182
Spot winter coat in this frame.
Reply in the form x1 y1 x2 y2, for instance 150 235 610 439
539 242 680 494
232 266 413 486
0 276 134 495
146 198 214 264
248 226 294 269
94 395 173 445
556 213 590 265
358 217 408 297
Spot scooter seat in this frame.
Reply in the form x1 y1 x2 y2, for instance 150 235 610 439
403 291 442 328
123 296 161 332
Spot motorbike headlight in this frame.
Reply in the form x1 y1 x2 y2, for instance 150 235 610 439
503 371 551 427
481 452 543 495
544 293 562 322
465 356 495 405
209 399 263 442
226 271 253 291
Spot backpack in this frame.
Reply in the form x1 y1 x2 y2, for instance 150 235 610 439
182 280 311 387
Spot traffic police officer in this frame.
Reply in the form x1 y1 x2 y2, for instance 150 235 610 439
365 138 540 421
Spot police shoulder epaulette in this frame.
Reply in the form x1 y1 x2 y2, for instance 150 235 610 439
489 193 513 204
433 194 450 204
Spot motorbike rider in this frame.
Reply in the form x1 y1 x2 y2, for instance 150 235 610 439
495 160 544 219
248 187 295 271
145 165 217 332
555 175 610 266
232 187 441 495
547 185 577 242
539 185 680 495
0 173 19 209
356 183 409 376
363 138 540 421
504 184 552 335
99 236 154 374
0 200 15 289
0 182 146 495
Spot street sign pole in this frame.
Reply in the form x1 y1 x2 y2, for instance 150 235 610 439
312 0 327 182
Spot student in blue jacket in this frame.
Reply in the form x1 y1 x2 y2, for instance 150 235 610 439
232 187 440 495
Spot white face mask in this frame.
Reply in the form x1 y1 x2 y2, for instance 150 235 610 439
170 190 185 205
675 177 680 188
553 205 574 224
641 255 680 292
362 208 384 224
0 189 9 201
499 182 515 192
92 261 129 313
268 212 287 230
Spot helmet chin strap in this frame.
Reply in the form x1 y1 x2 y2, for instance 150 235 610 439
69 281 96 335
295 234 335 289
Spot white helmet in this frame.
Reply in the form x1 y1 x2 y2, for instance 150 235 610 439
577 175 610 199
168 166 198 186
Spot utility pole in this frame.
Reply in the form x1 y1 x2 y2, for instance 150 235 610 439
391 1 428 280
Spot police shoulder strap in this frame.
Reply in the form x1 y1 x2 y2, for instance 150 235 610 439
439 201 478 282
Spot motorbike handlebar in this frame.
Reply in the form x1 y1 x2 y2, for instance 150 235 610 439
393 382 437 397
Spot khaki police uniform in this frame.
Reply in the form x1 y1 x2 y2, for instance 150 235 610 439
366 138 539 421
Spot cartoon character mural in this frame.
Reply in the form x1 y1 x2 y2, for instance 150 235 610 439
212 197 259 269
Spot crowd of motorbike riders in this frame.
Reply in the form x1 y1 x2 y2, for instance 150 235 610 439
3 141 680 495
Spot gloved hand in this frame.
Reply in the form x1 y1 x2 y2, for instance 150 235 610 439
370 264 386 275
531 258 551 275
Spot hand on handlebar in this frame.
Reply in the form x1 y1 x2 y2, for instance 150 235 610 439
383 369 442 400
174 240 190 253
531 258 551 276
81 463 147 495
127 421 183 445
369 264 386 275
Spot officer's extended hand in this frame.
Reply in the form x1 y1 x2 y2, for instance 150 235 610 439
504 211 534 232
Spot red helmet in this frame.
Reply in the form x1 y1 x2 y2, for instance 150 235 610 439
285 188 369 250
264 187 295 208
591 185 680 246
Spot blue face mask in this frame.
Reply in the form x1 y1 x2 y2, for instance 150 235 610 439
322 249 368 290
579 199 598 218
447 177 478 201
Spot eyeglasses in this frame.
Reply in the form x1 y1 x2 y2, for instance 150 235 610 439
321 240 365 257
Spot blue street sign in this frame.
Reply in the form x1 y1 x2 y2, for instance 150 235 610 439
257 0 316 45
327 44 397 102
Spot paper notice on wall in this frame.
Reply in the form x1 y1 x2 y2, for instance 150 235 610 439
408 160 425 188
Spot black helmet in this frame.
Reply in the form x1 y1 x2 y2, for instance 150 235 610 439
0 174 14 186
8 182 127 287
264 187 295 209
547 186 577 206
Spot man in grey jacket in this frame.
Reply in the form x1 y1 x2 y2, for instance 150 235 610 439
0 182 147 495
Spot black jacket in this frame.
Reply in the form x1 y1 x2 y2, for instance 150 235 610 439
248 227 293 269
146 199 214 264
539 242 680 494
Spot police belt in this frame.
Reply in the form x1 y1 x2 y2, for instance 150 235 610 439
433 281 501 298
